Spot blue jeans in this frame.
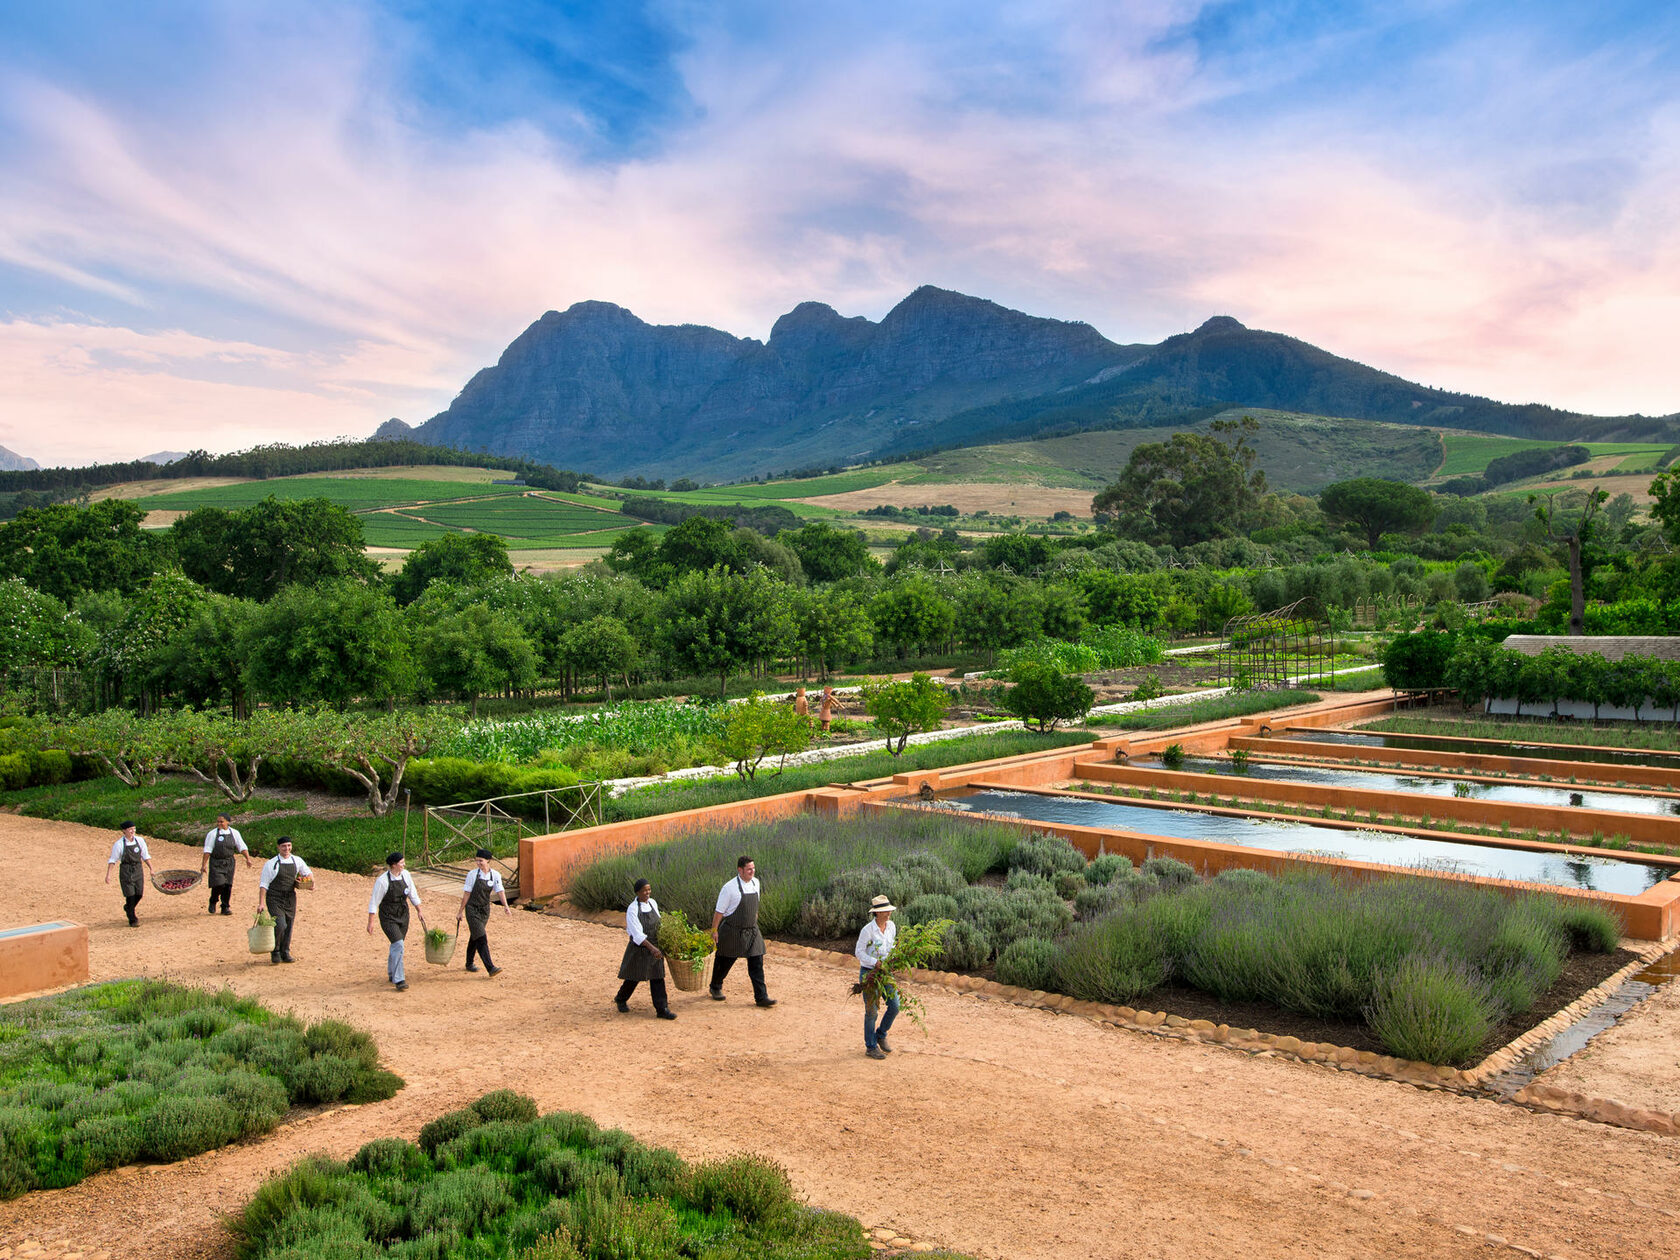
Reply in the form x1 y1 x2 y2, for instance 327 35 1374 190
861 967 898 1050
389 939 406 984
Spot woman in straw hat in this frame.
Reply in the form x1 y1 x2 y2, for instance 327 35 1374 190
854 894 899 1059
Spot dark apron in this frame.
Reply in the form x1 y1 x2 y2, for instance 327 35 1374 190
267 858 298 913
464 871 495 936
618 900 666 982
118 839 144 900
717 878 765 959
208 831 238 888
378 874 411 943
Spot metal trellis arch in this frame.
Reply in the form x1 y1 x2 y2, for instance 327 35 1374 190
1218 597 1334 691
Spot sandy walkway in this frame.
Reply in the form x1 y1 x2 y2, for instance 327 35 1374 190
2 814 1677 1260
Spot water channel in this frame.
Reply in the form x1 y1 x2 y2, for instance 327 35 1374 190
1128 755 1680 818
1284 728 1680 771
936 788 1675 894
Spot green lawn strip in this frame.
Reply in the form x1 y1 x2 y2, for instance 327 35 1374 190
1317 668 1386 692
233 1089 952 1260
605 729 1094 822
569 813 1620 1066
0 980 400 1199
1085 690 1321 730
138 478 526 512
1362 713 1680 754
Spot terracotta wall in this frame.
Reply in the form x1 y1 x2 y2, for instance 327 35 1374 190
1240 736 1680 793
0 921 88 1001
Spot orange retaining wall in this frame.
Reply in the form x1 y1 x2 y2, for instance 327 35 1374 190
0 921 88 1001
1081 762 1680 850
1239 736 1680 792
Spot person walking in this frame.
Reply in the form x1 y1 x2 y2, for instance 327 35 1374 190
367 852 428 992
615 878 675 1019
104 821 155 927
256 837 312 964
856 894 899 1060
456 848 509 976
199 813 252 915
709 855 775 1006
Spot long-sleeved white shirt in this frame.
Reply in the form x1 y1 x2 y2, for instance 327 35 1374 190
202 827 248 853
367 869 422 913
625 896 661 945
259 854 313 889
714 876 761 917
107 837 150 863
855 919 897 970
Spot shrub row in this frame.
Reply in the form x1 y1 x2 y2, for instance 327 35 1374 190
233 1090 974 1260
0 980 401 1198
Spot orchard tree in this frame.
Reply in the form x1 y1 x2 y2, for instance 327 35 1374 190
0 578 94 675
1318 478 1437 549
861 673 951 755
718 693 813 780
390 532 514 605
242 581 414 707
791 587 875 679
0 499 169 601
1532 487 1606 635
953 577 1042 655
661 566 795 696
779 522 872 582
417 604 539 715
1001 663 1095 732
288 708 450 815
154 593 257 714
868 577 955 657
556 614 640 700
62 709 171 787
163 708 298 803
173 496 378 600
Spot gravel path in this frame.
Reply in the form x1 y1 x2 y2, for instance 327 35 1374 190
2 813 1675 1260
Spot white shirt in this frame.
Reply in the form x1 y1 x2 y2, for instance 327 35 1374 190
461 868 505 895
368 870 422 913
714 875 761 917
625 896 661 945
108 836 150 863
259 854 313 889
855 919 897 970
202 827 248 854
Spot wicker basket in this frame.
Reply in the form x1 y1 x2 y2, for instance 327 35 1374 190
152 869 203 895
424 933 457 966
666 955 710 993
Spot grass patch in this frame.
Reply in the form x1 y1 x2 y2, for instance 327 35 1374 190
1318 667 1386 693
0 980 399 1198
1365 713 1680 754
1086 690 1321 731
233 1089 955 1260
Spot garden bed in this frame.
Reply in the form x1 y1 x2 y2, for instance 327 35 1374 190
0 980 400 1199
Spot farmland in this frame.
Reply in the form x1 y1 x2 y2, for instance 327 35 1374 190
1434 434 1672 481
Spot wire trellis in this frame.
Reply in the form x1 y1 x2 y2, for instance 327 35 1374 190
1218 597 1335 691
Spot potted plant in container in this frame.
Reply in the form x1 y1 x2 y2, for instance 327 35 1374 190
424 926 457 966
248 910 275 955
656 910 715 992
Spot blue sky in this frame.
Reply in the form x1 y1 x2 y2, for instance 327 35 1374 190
2 0 1679 464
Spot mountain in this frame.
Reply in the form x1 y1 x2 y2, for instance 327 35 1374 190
372 418 415 440
399 289 1678 480
139 450 190 465
0 445 40 471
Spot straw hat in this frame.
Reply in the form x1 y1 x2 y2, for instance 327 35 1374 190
869 895 895 914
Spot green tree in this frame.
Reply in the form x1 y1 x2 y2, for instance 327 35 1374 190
791 587 874 679
603 528 671 587
286 708 449 815
1074 571 1163 628
416 605 538 716
0 578 94 674
389 533 514 605
556 614 640 700
1092 419 1266 547
861 673 952 755
868 577 955 657
0 499 170 601
242 582 414 707
953 578 1042 655
1379 630 1455 691
1532 487 1607 636
658 516 748 577
154 593 258 715
173 497 377 601
661 567 795 697
718 693 814 780
1317 479 1437 549
61 709 172 787
92 569 209 711
162 708 297 802
779 522 873 582
1001 664 1095 733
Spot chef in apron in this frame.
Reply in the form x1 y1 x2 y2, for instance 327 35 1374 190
367 851 428 991
455 847 510 976
199 813 251 915
104 821 155 927
256 837 312 964
708 855 776 1006
615 878 675 1019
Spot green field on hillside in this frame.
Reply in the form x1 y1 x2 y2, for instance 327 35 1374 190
139 476 525 512
1435 435 1670 480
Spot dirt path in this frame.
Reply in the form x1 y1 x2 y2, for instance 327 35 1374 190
2 814 1677 1260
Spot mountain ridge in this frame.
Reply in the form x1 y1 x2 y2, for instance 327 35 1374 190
397 289 1677 480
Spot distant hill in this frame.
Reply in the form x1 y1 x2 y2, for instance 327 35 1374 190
0 445 39 472
399 288 1679 481
139 450 190 465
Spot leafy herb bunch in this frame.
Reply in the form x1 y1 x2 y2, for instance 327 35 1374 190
857 918 953 1027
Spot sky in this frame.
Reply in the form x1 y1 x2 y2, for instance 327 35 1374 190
3 0 1680 466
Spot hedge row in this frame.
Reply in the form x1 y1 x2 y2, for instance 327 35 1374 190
1384 630 1680 716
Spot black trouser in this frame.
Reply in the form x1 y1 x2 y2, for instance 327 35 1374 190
615 977 670 1012
208 883 232 913
711 953 768 1000
465 932 495 970
122 893 142 923
270 898 296 959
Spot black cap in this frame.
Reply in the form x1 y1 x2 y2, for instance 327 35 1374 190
386 851 404 867
475 847 493 860
120 820 136 830
634 878 651 893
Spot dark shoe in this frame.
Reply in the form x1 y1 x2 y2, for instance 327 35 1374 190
220 909 233 916
877 1036 891 1053
486 965 502 977
866 1046 887 1060
395 981 409 992
208 906 217 915
465 963 480 972
708 989 726 1001
656 1009 677 1020
270 955 281 965
280 954 294 964
615 1000 631 1013
755 997 778 1008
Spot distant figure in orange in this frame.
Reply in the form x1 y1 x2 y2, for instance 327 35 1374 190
794 684 809 717
819 685 835 732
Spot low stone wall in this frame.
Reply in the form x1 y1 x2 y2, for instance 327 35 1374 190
1254 732 1680 792
0 921 88 1002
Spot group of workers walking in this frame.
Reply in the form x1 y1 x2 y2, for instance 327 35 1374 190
107 826 902 1058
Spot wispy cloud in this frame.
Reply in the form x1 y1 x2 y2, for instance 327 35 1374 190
1 0 1679 465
